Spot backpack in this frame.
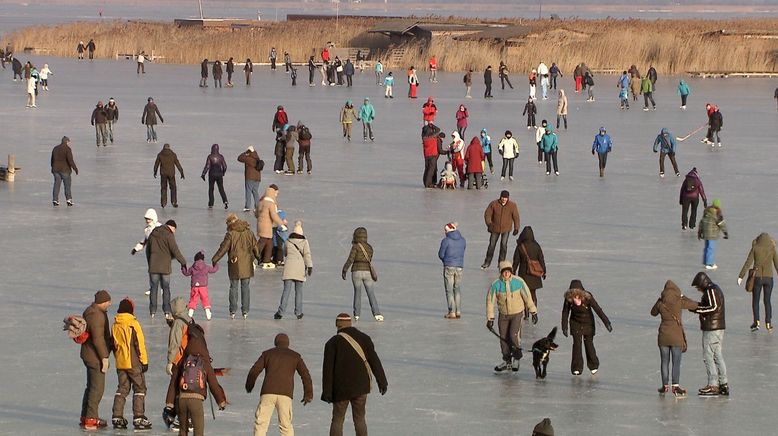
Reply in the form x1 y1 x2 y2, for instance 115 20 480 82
179 354 206 393
299 126 312 140
255 158 265 172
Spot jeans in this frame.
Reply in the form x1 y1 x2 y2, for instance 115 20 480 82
81 365 106 419
702 329 727 386
362 122 373 140
644 92 656 108
484 231 510 266
52 171 72 201
541 80 548 99
208 175 227 207
556 114 567 129
107 120 115 142
146 125 157 141
587 85 595 100
346 74 353 87
545 151 559 173
659 345 683 385
443 267 462 314
681 196 699 228
229 278 251 315
752 277 773 323
330 395 367 436
278 279 304 316
149 273 171 315
500 75 513 89
703 239 717 266
659 151 679 175
501 158 515 178
681 94 688 106
244 179 260 210
352 270 380 317
95 123 108 146
375 71 382 85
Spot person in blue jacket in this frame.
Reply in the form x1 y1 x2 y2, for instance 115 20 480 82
677 80 691 110
357 97 375 142
618 71 630 110
591 127 613 177
480 129 493 174
653 128 679 177
540 125 559 176
438 222 466 319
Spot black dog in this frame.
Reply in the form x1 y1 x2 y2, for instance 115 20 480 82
532 327 559 379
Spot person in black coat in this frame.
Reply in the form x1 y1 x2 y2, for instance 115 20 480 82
561 280 612 375
322 313 387 436
201 143 228 209
199 59 208 87
512 226 546 318
483 65 493 98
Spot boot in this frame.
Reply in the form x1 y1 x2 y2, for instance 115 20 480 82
671 385 687 398
205 308 212 320
112 417 128 429
718 383 729 396
133 416 152 430
599 168 604 177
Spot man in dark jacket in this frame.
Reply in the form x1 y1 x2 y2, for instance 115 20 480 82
91 101 109 147
679 167 707 230
322 313 387 436
297 123 313 174
87 39 96 60
141 97 163 143
199 58 208 87
80 290 113 430
146 220 187 318
483 65 493 98
438 222 466 318
690 272 728 396
647 65 658 87
344 59 355 87
246 333 313 435
238 146 262 212
51 136 78 206
422 123 441 188
481 190 521 269
154 143 184 208
201 143 228 209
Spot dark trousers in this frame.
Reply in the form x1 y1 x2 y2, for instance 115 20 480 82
208 175 227 207
112 368 147 418
484 82 492 97
81 365 106 419
467 172 483 189
644 92 656 108
330 395 367 436
484 231 510 266
498 313 523 361
545 151 559 173
423 156 438 188
309 69 314 84
752 277 774 323
346 74 353 87
681 94 688 106
337 72 343 85
270 58 276 70
556 114 567 129
551 75 558 89
537 145 544 163
274 154 285 172
500 75 513 89
571 327 599 373
177 397 205 436
259 237 274 263
298 145 312 172
485 150 493 171
160 175 177 207
681 196 699 228
524 288 538 318
526 113 535 127
137 62 144 74
501 158 515 177
659 151 679 175
597 153 608 170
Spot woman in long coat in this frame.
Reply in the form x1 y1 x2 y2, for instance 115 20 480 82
512 226 546 319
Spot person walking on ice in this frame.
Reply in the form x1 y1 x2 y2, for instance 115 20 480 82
142 97 163 143
358 97 375 142
591 126 612 177
439 222 465 319
561 280 612 375
698 199 728 270
481 190 520 269
274 220 313 320
737 232 778 332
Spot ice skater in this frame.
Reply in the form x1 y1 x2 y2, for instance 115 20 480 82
481 190 520 269
50 136 78 207
105 98 118 144
523 97 537 129
212 213 260 319
737 232 778 332
439 222 465 318
498 130 519 181
591 126 612 177
512 226 546 319
383 71 394 98
153 143 184 208
90 101 109 147
678 80 691 109
679 167 707 230
556 90 568 129
358 98 375 142
653 128 679 178
274 220 312 319
698 199 728 270
641 75 656 110
498 61 513 90
78 290 113 430
540 125 559 176
561 280 612 375
651 281 698 397
181 251 218 320
690 272 729 396
342 227 383 321
141 97 163 143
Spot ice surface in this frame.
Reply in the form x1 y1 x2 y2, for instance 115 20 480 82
1 56 777 435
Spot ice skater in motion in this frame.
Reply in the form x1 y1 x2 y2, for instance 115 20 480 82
561 280 612 376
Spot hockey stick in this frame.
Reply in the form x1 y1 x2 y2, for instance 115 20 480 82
676 124 707 142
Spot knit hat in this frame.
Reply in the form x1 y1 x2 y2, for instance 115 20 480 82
117 298 134 314
444 222 458 233
94 290 111 304
532 418 554 436
247 145 255 152
336 312 352 329
712 199 721 208
293 220 303 235
163 143 171 149
165 219 177 228
148 97 153 102
569 279 584 290
274 333 290 348
499 260 513 273
144 208 157 221
500 190 510 199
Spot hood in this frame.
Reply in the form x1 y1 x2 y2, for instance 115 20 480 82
599 127 606 134
345 100 352 106
171 297 189 317
660 128 670 136
264 187 278 201
480 128 488 136
468 137 481 148
685 167 699 179
559 89 565 98
364 97 370 103
352 227 368 243
228 218 250 232
274 333 290 348
755 232 772 246
680 80 688 86
446 229 463 241
545 125 555 134
144 208 158 222
210 143 219 154
660 280 682 301
451 131 462 142
517 226 535 243
191 259 210 273
691 272 712 289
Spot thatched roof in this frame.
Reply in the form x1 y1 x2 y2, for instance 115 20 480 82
454 25 533 41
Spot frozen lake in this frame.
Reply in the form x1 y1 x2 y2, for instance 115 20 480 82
1 56 777 435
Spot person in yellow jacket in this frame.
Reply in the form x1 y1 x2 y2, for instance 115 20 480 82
486 261 537 372
110 298 151 430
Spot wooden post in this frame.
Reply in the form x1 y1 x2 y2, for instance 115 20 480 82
6 154 15 182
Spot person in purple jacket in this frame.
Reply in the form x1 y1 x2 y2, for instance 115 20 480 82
201 143 228 209
181 250 219 320
679 167 708 231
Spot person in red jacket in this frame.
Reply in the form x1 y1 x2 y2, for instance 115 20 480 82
422 123 441 188
464 137 485 189
422 96 437 125
271 105 288 132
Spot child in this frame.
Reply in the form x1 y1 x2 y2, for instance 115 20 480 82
273 209 289 266
384 72 394 98
480 129 493 174
111 298 152 430
619 84 630 110
181 251 218 320
438 161 457 189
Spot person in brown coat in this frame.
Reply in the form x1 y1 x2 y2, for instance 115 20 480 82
512 226 546 319
237 146 262 212
80 290 113 430
90 101 109 147
154 143 185 208
212 213 260 319
561 280 612 375
141 97 163 143
50 136 78 206
651 280 698 397
481 190 520 269
246 333 313 435
255 184 287 268
146 220 187 318
737 232 778 331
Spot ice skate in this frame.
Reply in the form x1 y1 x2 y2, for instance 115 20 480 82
751 321 760 331
672 385 687 398
205 308 212 320
133 416 152 430
494 361 510 372
112 417 128 429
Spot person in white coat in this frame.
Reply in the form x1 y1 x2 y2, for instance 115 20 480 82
538 62 550 100
39 63 53 90
275 220 313 319
498 130 519 181
26 74 36 108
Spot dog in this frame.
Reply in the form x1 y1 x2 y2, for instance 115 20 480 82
532 327 559 379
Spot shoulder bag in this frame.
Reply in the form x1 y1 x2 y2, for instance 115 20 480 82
746 266 759 293
339 332 373 388
660 300 687 353
520 244 545 277
357 243 378 282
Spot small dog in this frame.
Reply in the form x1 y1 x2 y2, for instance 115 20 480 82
532 327 559 379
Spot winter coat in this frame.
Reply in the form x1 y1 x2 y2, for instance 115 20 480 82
709 110 723 130
202 143 227 178
698 206 727 241
438 230 466 268
146 225 186 275
181 259 219 288
650 280 698 348
653 128 677 154
81 303 113 369
535 126 546 145
358 101 375 123
237 150 262 182
91 105 108 125
647 67 658 83
592 133 612 155
422 99 438 122
693 273 725 331
739 233 778 279
212 219 259 279
141 103 162 125
540 126 558 153
177 324 227 405
383 75 394 87
487 275 536 318
341 105 357 124
212 62 222 79
255 188 285 239
272 110 289 132
342 227 374 274
464 137 485 174
200 60 208 78
283 234 313 282
557 90 568 115
679 168 706 204
167 298 191 365
154 147 183 178
573 65 582 78
245 336 313 400
630 76 641 96
455 109 468 129
112 312 148 370
484 198 520 234
584 73 594 87
480 130 491 153
484 68 492 84
51 140 78 174
562 288 611 336
422 124 441 158
322 326 387 403
105 103 118 121
512 226 546 290
678 80 690 96
523 101 537 117
641 77 653 94
226 60 234 74
464 71 473 86
344 60 355 76
618 74 629 90
498 136 519 159
450 132 465 160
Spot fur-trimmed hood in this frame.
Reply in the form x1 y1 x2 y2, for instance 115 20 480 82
564 287 592 304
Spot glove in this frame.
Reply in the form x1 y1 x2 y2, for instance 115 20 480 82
181 174 185 180
131 249 137 255
723 232 729 240
153 173 157 179
218 402 226 411
321 394 332 403
201 174 206 181
142 364 149 373
542 274 547 280
531 313 538 325
166 363 174 376
512 229 519 236
212 261 218 267
486 319 494 330
591 150 595 155
307 267 313 276
101 358 110 373
606 323 613 333
738 277 743 286
160 118 164 123
302 397 312 405
562 327 568 337
379 385 388 395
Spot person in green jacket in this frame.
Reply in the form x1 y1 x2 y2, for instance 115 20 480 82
698 199 728 270
357 97 375 142
737 232 778 331
540 125 559 176
642 76 656 111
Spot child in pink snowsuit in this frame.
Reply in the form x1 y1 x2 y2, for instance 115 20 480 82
181 250 219 320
